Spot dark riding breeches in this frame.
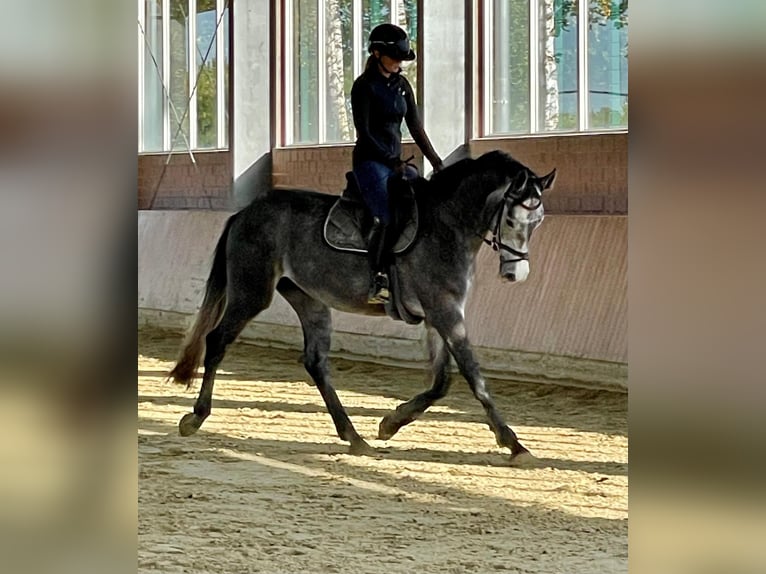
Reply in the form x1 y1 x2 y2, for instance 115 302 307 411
354 160 417 225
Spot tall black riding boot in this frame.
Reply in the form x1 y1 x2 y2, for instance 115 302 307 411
367 217 390 304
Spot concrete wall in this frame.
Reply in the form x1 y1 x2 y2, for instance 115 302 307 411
138 209 626 390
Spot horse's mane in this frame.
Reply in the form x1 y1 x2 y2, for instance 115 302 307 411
420 150 528 206
412 150 530 235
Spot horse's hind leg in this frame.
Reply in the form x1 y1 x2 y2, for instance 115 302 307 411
277 279 373 455
378 327 452 440
179 290 274 437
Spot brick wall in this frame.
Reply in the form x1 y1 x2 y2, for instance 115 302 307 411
471 133 627 214
272 143 424 195
137 133 626 215
271 133 626 213
138 151 232 210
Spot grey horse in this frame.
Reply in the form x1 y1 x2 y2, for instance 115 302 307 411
168 150 556 462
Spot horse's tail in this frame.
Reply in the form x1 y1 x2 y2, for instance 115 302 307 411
168 214 237 387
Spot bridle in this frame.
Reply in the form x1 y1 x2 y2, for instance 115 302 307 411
479 185 542 263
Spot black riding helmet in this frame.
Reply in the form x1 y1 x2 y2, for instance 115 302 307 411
368 23 415 61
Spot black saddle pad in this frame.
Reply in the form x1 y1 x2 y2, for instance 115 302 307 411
323 173 418 254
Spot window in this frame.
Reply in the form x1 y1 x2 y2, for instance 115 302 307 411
285 0 418 145
485 0 627 135
138 0 230 152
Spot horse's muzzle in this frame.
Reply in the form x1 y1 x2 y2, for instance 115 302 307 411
500 260 529 282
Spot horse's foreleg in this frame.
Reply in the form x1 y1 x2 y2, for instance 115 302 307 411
378 327 452 440
436 317 533 461
278 280 373 455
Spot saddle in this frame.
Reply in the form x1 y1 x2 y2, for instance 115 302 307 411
323 172 423 325
323 172 418 254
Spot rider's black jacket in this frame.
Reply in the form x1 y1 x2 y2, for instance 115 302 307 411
350 67 439 170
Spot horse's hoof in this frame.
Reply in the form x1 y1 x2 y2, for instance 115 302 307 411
377 417 398 441
348 439 376 456
178 412 205 437
509 449 538 467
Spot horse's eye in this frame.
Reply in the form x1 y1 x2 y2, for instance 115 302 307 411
505 217 514 228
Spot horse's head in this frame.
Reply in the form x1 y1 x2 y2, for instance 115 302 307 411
485 162 556 282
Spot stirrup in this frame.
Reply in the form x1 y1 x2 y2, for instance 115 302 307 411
367 272 390 304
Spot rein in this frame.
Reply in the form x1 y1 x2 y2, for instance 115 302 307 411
479 187 541 262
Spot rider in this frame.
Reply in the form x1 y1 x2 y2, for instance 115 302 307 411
351 23 444 304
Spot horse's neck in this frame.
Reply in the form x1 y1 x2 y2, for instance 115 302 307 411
425 165 508 249
428 194 493 256
444 180 500 227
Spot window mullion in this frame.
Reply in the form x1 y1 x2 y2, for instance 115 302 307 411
353 0 362 78
217 0 225 148
529 0 539 133
317 0 326 143
483 0 493 136
138 1 145 151
163 0 171 150
285 0 294 145
189 0 198 149
578 0 588 131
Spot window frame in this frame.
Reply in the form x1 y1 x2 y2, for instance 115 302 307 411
282 0 417 147
482 0 627 137
137 0 230 153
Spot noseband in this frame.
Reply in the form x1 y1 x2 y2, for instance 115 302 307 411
480 187 542 263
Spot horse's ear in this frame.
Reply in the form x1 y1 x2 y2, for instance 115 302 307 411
512 170 529 192
540 168 557 191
